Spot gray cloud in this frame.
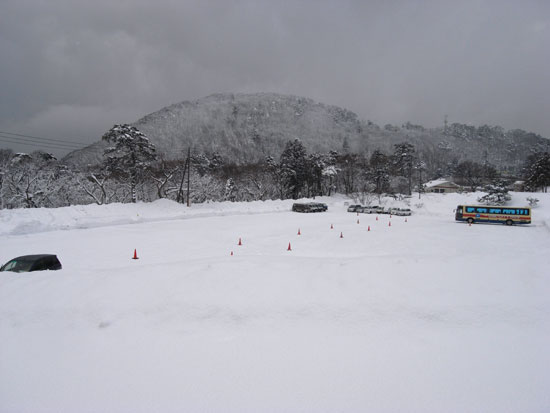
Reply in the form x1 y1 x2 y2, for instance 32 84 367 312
1 0 549 156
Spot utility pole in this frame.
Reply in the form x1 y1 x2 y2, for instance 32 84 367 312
186 147 191 207
176 149 187 204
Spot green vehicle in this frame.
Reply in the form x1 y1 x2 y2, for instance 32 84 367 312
292 202 328 213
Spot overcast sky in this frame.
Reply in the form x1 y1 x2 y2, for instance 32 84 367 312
1 0 549 156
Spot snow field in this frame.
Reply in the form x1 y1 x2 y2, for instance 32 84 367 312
1 193 550 412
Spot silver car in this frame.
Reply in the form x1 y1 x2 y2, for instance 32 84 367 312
389 208 412 216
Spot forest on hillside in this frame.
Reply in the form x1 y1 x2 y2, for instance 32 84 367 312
1 123 549 210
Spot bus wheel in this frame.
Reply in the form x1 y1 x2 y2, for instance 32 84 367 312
506 220 513 226
467 218 474 224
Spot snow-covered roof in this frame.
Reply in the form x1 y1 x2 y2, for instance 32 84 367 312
424 179 459 188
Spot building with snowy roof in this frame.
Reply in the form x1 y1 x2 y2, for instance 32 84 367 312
424 179 461 193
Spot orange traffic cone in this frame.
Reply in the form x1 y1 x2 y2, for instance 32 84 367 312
298 228 301 235
331 224 334 229
238 238 242 246
376 216 378 221
132 249 139 260
287 242 292 251
231 251 234 256
340 232 344 238
368 225 370 231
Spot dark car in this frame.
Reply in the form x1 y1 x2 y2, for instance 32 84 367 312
0 254 62 273
292 202 328 213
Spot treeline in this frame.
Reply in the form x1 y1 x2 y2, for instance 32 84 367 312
0 124 549 209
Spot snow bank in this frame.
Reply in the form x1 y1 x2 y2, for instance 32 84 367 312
0 198 296 236
2 192 549 236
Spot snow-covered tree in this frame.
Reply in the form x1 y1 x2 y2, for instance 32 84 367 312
415 160 427 199
524 152 550 192
367 150 391 200
102 124 157 203
392 142 416 195
305 153 326 198
3 151 59 208
477 181 511 205
279 139 307 199
0 149 15 209
224 178 236 201
337 153 364 195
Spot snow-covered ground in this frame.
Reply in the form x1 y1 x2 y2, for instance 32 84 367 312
1 192 549 412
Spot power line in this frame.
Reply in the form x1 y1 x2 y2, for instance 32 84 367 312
0 134 88 151
0 130 92 146
0 133 86 150
0 132 87 149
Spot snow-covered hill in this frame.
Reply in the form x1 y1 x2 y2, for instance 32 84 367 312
1 192 549 412
62 93 550 171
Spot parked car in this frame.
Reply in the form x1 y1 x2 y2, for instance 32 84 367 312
0 254 62 273
362 205 382 214
389 208 412 216
292 202 328 213
347 204 362 212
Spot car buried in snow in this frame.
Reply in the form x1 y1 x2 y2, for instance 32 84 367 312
0 254 62 273
292 202 328 213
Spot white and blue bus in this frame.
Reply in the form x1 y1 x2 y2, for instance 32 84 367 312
455 205 531 226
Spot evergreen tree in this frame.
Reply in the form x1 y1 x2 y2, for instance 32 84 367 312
279 139 307 199
337 153 364 195
477 180 511 205
524 152 550 192
368 150 391 200
415 160 427 199
102 124 157 203
392 142 416 195
305 153 325 198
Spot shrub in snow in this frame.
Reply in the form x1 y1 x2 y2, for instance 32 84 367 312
526 197 539 207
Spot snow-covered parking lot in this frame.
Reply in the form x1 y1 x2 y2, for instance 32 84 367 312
1 193 550 412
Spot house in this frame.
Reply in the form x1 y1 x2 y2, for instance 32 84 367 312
510 180 525 192
424 179 461 193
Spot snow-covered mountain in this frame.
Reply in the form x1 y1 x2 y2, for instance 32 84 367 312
63 93 550 171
